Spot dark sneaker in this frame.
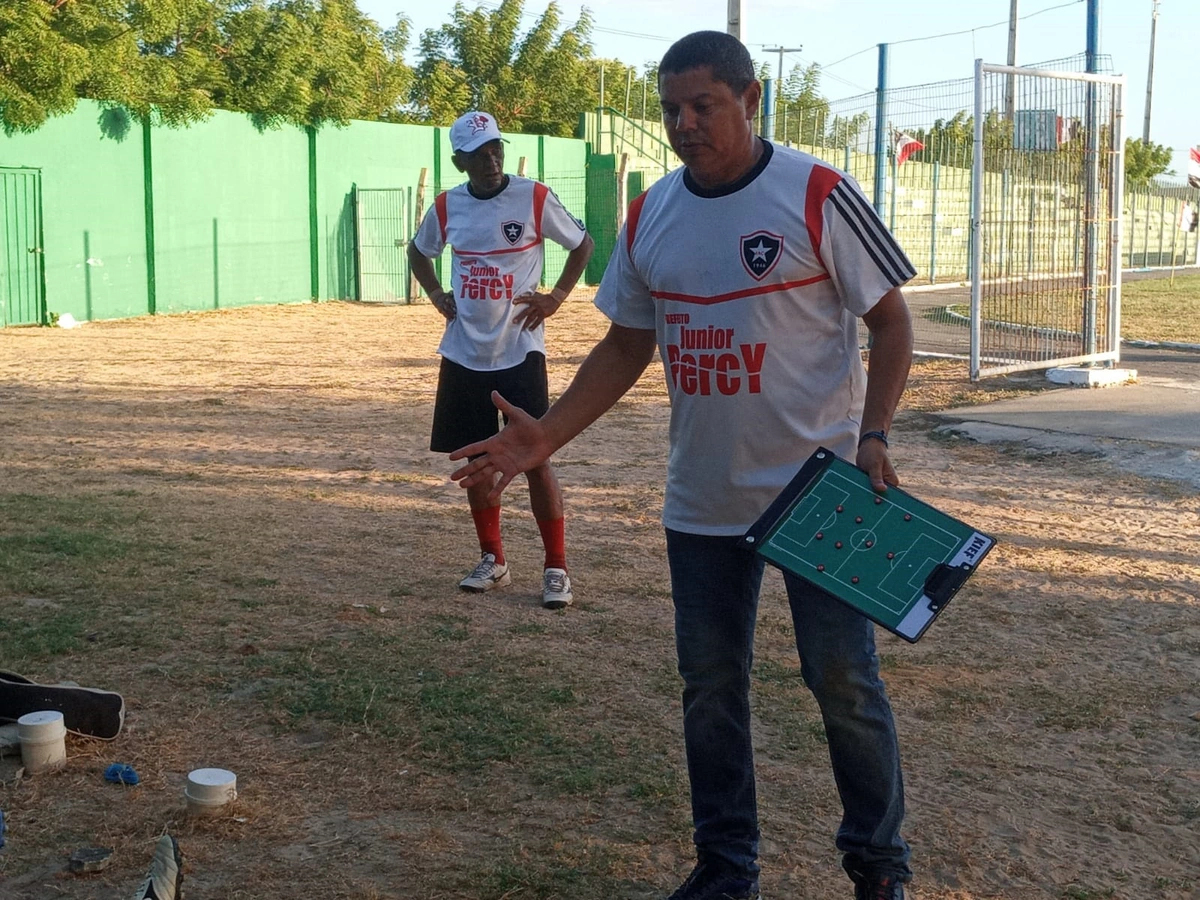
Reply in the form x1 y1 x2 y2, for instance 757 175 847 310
850 871 905 900
0 670 125 740
667 861 760 900
132 834 183 900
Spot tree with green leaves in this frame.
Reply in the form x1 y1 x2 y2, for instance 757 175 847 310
772 63 828 146
410 0 594 137
1124 137 1174 186
0 0 413 133
0 0 220 132
217 1 412 128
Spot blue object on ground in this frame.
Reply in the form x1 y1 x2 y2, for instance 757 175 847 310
103 763 140 785
0 808 6 848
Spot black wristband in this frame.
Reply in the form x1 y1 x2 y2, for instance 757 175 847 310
858 430 888 449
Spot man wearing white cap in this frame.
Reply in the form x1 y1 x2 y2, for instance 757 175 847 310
407 111 594 609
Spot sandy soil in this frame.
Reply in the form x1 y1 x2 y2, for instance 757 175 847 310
0 295 1197 900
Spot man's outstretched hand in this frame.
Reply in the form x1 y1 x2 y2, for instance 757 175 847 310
450 391 555 502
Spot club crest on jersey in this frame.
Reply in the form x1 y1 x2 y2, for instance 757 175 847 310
740 230 784 281
502 221 525 245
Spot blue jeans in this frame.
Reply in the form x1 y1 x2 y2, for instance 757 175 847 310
666 529 911 883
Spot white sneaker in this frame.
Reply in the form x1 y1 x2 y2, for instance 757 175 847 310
459 553 511 592
542 568 573 609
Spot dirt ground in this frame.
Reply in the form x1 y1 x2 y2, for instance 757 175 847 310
0 295 1197 900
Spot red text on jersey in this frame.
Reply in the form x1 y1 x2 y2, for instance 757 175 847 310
665 342 766 395
459 263 515 301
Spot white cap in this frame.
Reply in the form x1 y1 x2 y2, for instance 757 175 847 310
450 111 504 153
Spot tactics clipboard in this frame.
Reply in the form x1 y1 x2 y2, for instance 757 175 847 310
740 448 995 642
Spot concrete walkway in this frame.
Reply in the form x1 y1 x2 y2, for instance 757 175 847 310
931 376 1200 489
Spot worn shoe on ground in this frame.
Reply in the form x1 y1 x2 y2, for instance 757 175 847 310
459 553 511 592
132 834 183 900
849 870 906 900
541 567 573 609
0 670 125 740
666 861 760 900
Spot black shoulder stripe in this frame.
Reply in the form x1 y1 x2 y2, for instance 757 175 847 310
828 183 916 285
839 183 917 281
827 188 903 284
828 183 914 285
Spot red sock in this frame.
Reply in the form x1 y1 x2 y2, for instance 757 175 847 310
537 516 567 571
471 506 504 564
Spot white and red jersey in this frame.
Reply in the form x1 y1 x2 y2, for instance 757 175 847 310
413 175 588 371
595 141 916 535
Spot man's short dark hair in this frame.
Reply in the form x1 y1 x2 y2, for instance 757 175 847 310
659 31 756 94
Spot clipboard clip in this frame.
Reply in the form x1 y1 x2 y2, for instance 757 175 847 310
923 563 973 612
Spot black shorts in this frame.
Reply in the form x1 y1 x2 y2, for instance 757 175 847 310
430 352 550 454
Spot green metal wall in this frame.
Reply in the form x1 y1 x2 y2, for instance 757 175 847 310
537 136 589 287
585 153 618 285
152 110 312 314
0 106 148 323
0 100 595 324
316 120 433 302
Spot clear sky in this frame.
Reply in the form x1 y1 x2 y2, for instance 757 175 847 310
359 0 1198 182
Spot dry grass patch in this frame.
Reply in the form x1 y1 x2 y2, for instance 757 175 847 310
1 297 1197 899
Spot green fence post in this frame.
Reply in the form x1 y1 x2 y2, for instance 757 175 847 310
1169 199 1180 267
889 152 897 233
308 126 319 301
584 151 617 285
1143 190 1151 267
1027 186 1036 278
351 184 361 302
141 116 157 316
406 185 414 301
36 172 49 325
1157 193 1167 266
434 127 443 284
1000 169 1009 278
929 160 939 284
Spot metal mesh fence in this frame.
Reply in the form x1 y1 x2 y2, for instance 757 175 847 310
971 64 1124 377
542 172 588 286
744 52 1200 363
355 188 411 303
1125 184 1198 269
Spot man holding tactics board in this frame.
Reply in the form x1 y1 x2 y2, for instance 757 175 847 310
450 30 917 900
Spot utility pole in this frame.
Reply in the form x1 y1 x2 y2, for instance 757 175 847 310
1143 0 1160 142
727 0 742 40
1005 0 1019 121
764 46 803 87
763 46 802 144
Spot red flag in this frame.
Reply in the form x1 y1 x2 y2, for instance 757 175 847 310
894 131 924 166
1189 146 1200 189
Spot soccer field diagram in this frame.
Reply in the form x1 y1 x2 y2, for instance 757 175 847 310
743 449 995 641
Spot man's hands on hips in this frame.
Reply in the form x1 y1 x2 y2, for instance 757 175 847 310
512 287 567 331
430 289 456 321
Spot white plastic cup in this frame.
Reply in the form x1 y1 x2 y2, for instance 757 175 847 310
17 711 67 774
185 767 237 816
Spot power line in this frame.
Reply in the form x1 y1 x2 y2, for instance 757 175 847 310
819 0 1085 69
421 0 1088 88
